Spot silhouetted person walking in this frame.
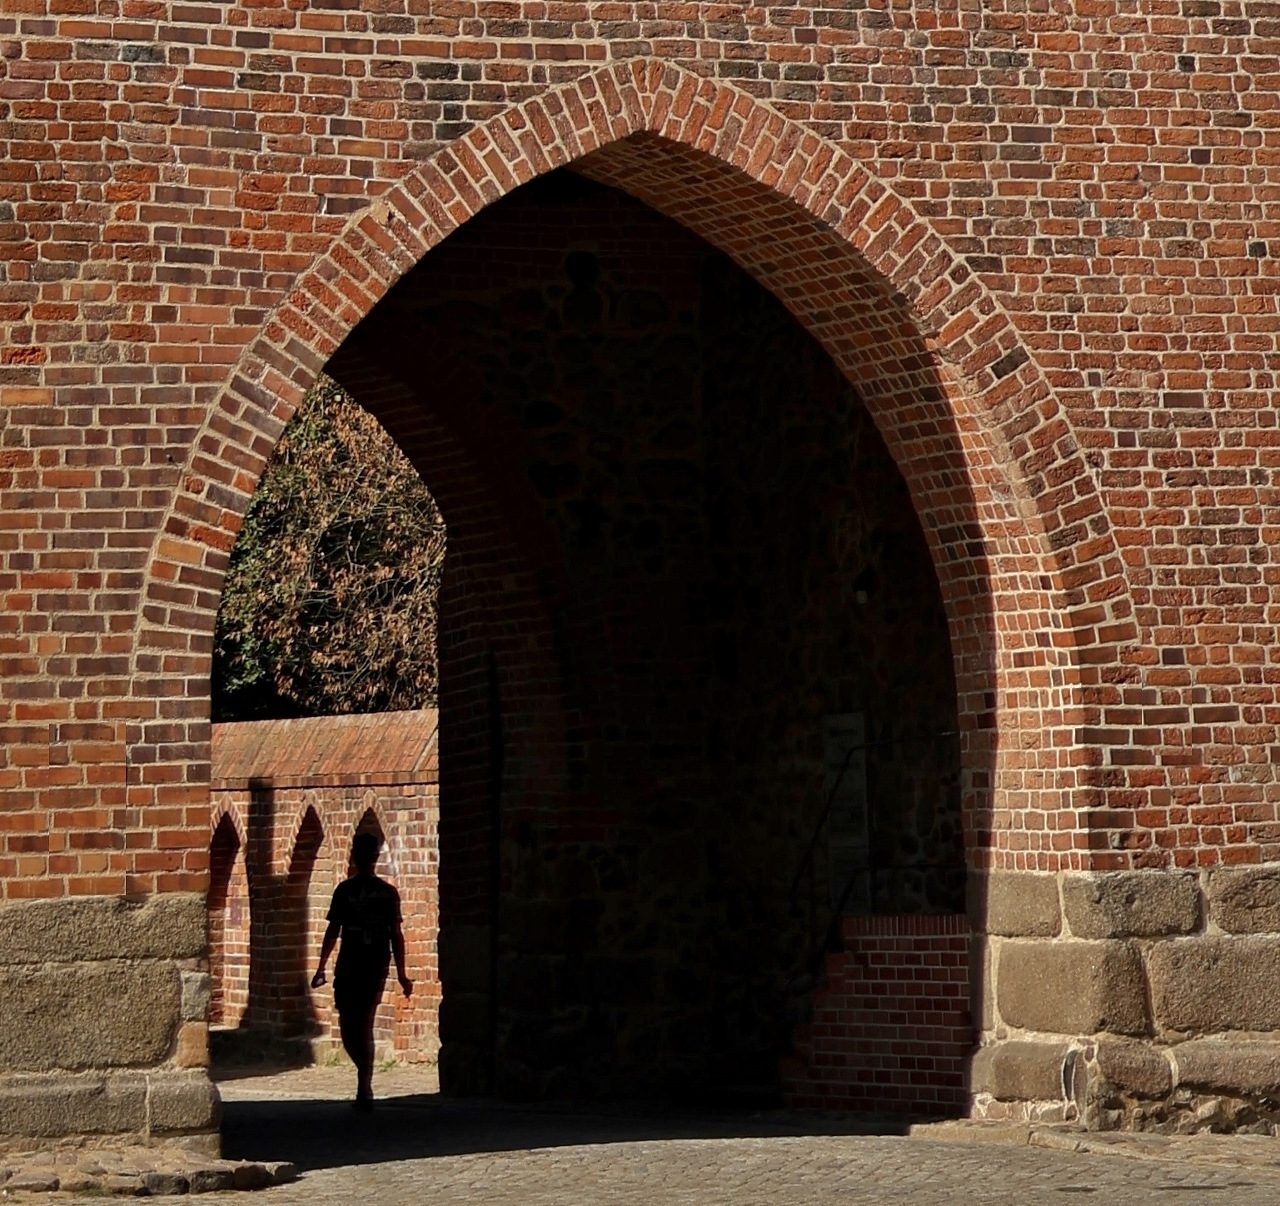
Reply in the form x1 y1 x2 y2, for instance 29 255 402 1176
311 832 412 1108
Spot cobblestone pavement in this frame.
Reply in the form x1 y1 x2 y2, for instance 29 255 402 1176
196 1067 1280 1206
214 1061 441 1103
238 1126 1280 1206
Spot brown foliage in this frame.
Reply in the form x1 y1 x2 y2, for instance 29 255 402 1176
212 376 445 720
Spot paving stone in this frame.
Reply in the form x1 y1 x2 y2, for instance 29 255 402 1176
232 1162 273 1190
266 1160 298 1184
103 1173 146 1195
220 1133 1280 1206
909 1120 1031 1145
198 1068 1280 1206
6 1171 59 1192
142 1170 191 1195
1028 1128 1086 1153
188 1166 237 1194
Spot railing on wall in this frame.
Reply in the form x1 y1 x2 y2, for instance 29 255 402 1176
784 729 960 992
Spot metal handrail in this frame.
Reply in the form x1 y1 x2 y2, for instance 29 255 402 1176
786 742 860 908
786 730 959 909
783 728 961 986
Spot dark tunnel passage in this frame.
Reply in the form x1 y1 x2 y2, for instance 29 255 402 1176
326 168 965 1104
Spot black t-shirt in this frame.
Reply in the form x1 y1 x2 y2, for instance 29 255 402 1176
327 873 401 986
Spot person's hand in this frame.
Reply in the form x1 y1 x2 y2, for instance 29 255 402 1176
399 974 413 999
311 969 327 989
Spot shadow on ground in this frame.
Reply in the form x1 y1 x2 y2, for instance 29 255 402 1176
221 1095 912 1172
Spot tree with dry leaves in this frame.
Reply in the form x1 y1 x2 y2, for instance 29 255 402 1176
212 375 445 721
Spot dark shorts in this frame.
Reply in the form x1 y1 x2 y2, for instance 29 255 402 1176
334 968 388 1016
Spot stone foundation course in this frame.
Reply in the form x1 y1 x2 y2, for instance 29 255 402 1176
0 1147 297 1196
0 895 218 1148
971 867 1280 1132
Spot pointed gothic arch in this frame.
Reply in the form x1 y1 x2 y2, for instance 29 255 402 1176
135 60 1129 874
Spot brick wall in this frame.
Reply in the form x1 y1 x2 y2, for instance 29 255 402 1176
6 1 1280 1137
783 915 972 1116
210 711 440 1064
209 811 248 1027
10 0 1280 890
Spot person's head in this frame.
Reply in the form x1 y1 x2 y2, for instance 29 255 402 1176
351 831 381 872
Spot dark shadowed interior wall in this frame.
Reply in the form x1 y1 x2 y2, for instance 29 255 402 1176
331 172 962 1102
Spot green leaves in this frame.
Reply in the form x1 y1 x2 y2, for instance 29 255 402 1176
212 375 445 721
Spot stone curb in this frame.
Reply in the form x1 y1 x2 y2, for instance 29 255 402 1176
908 1120 1037 1147
909 1120 1280 1172
0 1158 296 1196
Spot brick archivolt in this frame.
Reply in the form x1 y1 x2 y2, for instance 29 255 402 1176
210 802 246 853
119 61 1129 871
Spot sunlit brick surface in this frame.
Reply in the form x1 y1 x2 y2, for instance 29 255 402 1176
210 712 440 1062
8 30 1269 885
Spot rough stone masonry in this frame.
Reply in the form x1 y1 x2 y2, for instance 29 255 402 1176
6 0 1280 1146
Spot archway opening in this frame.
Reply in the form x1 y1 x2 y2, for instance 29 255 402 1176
280 808 325 1039
209 813 246 1028
325 162 975 1109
